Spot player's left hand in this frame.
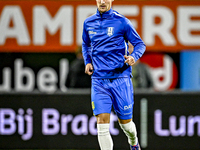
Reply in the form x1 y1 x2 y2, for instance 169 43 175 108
124 55 135 66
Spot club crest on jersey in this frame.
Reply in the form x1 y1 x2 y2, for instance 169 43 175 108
107 27 114 36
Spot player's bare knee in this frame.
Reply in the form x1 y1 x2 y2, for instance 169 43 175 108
118 118 132 124
96 113 110 124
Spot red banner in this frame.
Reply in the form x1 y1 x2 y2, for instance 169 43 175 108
0 0 200 52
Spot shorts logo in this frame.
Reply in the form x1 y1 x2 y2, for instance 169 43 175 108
124 104 132 110
92 101 95 110
107 27 114 36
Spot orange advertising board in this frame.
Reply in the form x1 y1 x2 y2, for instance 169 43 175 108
0 0 200 52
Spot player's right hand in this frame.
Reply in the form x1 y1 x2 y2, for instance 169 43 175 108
85 63 93 75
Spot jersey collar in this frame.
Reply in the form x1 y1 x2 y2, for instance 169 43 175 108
96 8 113 19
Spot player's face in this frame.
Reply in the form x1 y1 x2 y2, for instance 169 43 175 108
96 0 113 13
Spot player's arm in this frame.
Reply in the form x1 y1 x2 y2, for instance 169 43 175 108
124 18 146 64
82 21 93 75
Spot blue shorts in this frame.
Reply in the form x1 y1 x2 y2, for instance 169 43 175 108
91 77 134 120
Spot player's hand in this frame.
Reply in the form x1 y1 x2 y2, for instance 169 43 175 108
124 55 135 66
85 63 93 75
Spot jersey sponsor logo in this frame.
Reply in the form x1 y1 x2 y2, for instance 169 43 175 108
88 31 96 35
107 27 114 36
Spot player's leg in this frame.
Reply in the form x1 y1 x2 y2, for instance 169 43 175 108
110 78 140 149
118 118 140 150
96 113 113 150
96 113 110 124
91 79 113 150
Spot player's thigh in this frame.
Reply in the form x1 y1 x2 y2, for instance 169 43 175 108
91 79 113 116
111 78 134 120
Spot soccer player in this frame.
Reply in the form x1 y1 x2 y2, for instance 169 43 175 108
82 0 146 149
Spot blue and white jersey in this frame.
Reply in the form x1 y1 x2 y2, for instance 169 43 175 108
82 8 146 79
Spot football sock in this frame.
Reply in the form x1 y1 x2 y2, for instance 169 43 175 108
97 123 113 150
119 121 138 146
